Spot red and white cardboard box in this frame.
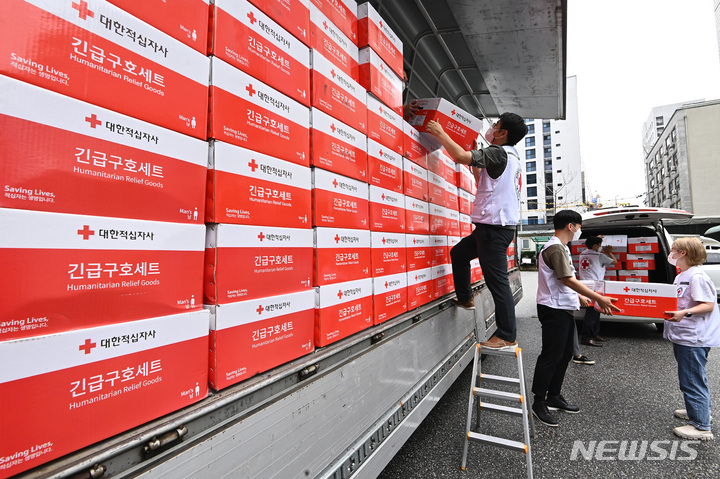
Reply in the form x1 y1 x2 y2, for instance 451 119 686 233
366 93 404 155
470 258 482 283
406 234 432 271
446 210 461 237
403 122 429 168
370 231 406 277
459 189 473 216
428 172 447 207
570 240 587 255
597 280 677 318
604 271 618 281
368 138 403 193
0 0 209 139
358 47 403 115
314 227 371 285
625 254 656 270
107 0 210 53
309 3 359 80
618 270 650 283
445 183 459 211
430 204 448 235
428 150 456 185
0 208 204 342
309 0 357 45
204 224 313 304
403 157 429 201
248 0 311 47
357 2 403 78
405 198 430 234
431 235 449 267
373 272 407 324
314 278 373 346
407 268 433 309
310 49 367 133
409 98 482 151
207 290 314 390
432 263 454 298
210 58 310 165
369 186 406 233
456 164 475 193
0 310 209 478
602 234 628 248
312 168 369 229
0 76 207 223
448 235 461 251
606 257 622 270
311 108 368 182
612 249 628 262
210 0 311 106
206 142 312 227
628 237 660 254
460 214 472 236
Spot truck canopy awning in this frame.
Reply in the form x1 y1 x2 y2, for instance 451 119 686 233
370 0 567 120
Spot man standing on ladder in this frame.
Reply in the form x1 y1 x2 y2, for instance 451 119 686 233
425 113 527 350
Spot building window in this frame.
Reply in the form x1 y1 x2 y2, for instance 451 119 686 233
671 127 677 141
543 134 551 147
528 216 539 225
656 116 664 126
526 149 536 159
545 172 553 183
527 199 538 210
556 169 562 174
523 239 530 249
527 124 535 134
525 137 536 147
543 121 551 133
526 161 536 172
544 160 553 171
527 174 537 185
527 186 537 197
544 147 552 158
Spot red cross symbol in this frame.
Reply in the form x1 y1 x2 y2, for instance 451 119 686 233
451 109 456 116
385 281 389 288
332 179 338 188
323 21 328 30
581 259 590 269
379 149 384 157
258 232 265 241
72 1 94 20
413 238 416 244
247 11 257 25
246 84 256 97
77 225 95 240
337 290 343 299
415 275 418 281
334 234 341 243
248 159 259 171
330 123 336 133
79 338 96 355
624 286 631 292
382 237 386 244
379 106 384 113
256 304 264 314
381 194 386 201
331 69 337 79
85 113 101 128
379 21 384 28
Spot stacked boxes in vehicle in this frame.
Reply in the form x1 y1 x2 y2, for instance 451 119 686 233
572 207 693 329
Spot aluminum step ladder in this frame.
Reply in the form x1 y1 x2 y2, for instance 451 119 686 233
460 343 535 478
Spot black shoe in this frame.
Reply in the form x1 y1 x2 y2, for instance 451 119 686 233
546 394 580 414
572 355 595 365
581 339 603 347
532 401 558 427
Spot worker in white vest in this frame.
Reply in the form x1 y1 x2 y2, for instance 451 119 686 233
531 210 620 427
578 236 617 346
425 112 526 350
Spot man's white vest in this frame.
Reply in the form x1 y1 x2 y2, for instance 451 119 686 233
536 236 581 311
471 145 521 226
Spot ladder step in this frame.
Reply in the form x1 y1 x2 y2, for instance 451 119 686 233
474 387 523 403
479 373 520 386
479 402 523 417
467 432 528 453
478 345 520 357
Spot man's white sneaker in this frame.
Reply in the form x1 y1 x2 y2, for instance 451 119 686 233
673 425 714 441
674 408 689 420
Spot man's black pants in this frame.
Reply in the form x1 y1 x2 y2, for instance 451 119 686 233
531 304 575 401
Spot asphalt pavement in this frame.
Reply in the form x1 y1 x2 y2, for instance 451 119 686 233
379 271 720 478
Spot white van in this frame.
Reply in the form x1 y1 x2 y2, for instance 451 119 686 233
573 206 693 331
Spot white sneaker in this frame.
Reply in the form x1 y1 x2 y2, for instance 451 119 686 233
674 408 689 420
673 425 714 441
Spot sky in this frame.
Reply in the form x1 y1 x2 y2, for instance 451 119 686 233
567 0 720 207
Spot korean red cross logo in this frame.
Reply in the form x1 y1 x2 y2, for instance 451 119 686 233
85 114 102 128
246 84 256 97
79 338 96 354
77 225 95 240
72 1 94 20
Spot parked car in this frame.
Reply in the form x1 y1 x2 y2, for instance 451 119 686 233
573 206 694 331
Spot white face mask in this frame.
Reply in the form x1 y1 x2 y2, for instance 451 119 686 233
570 225 582 242
668 252 679 266
484 128 496 144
